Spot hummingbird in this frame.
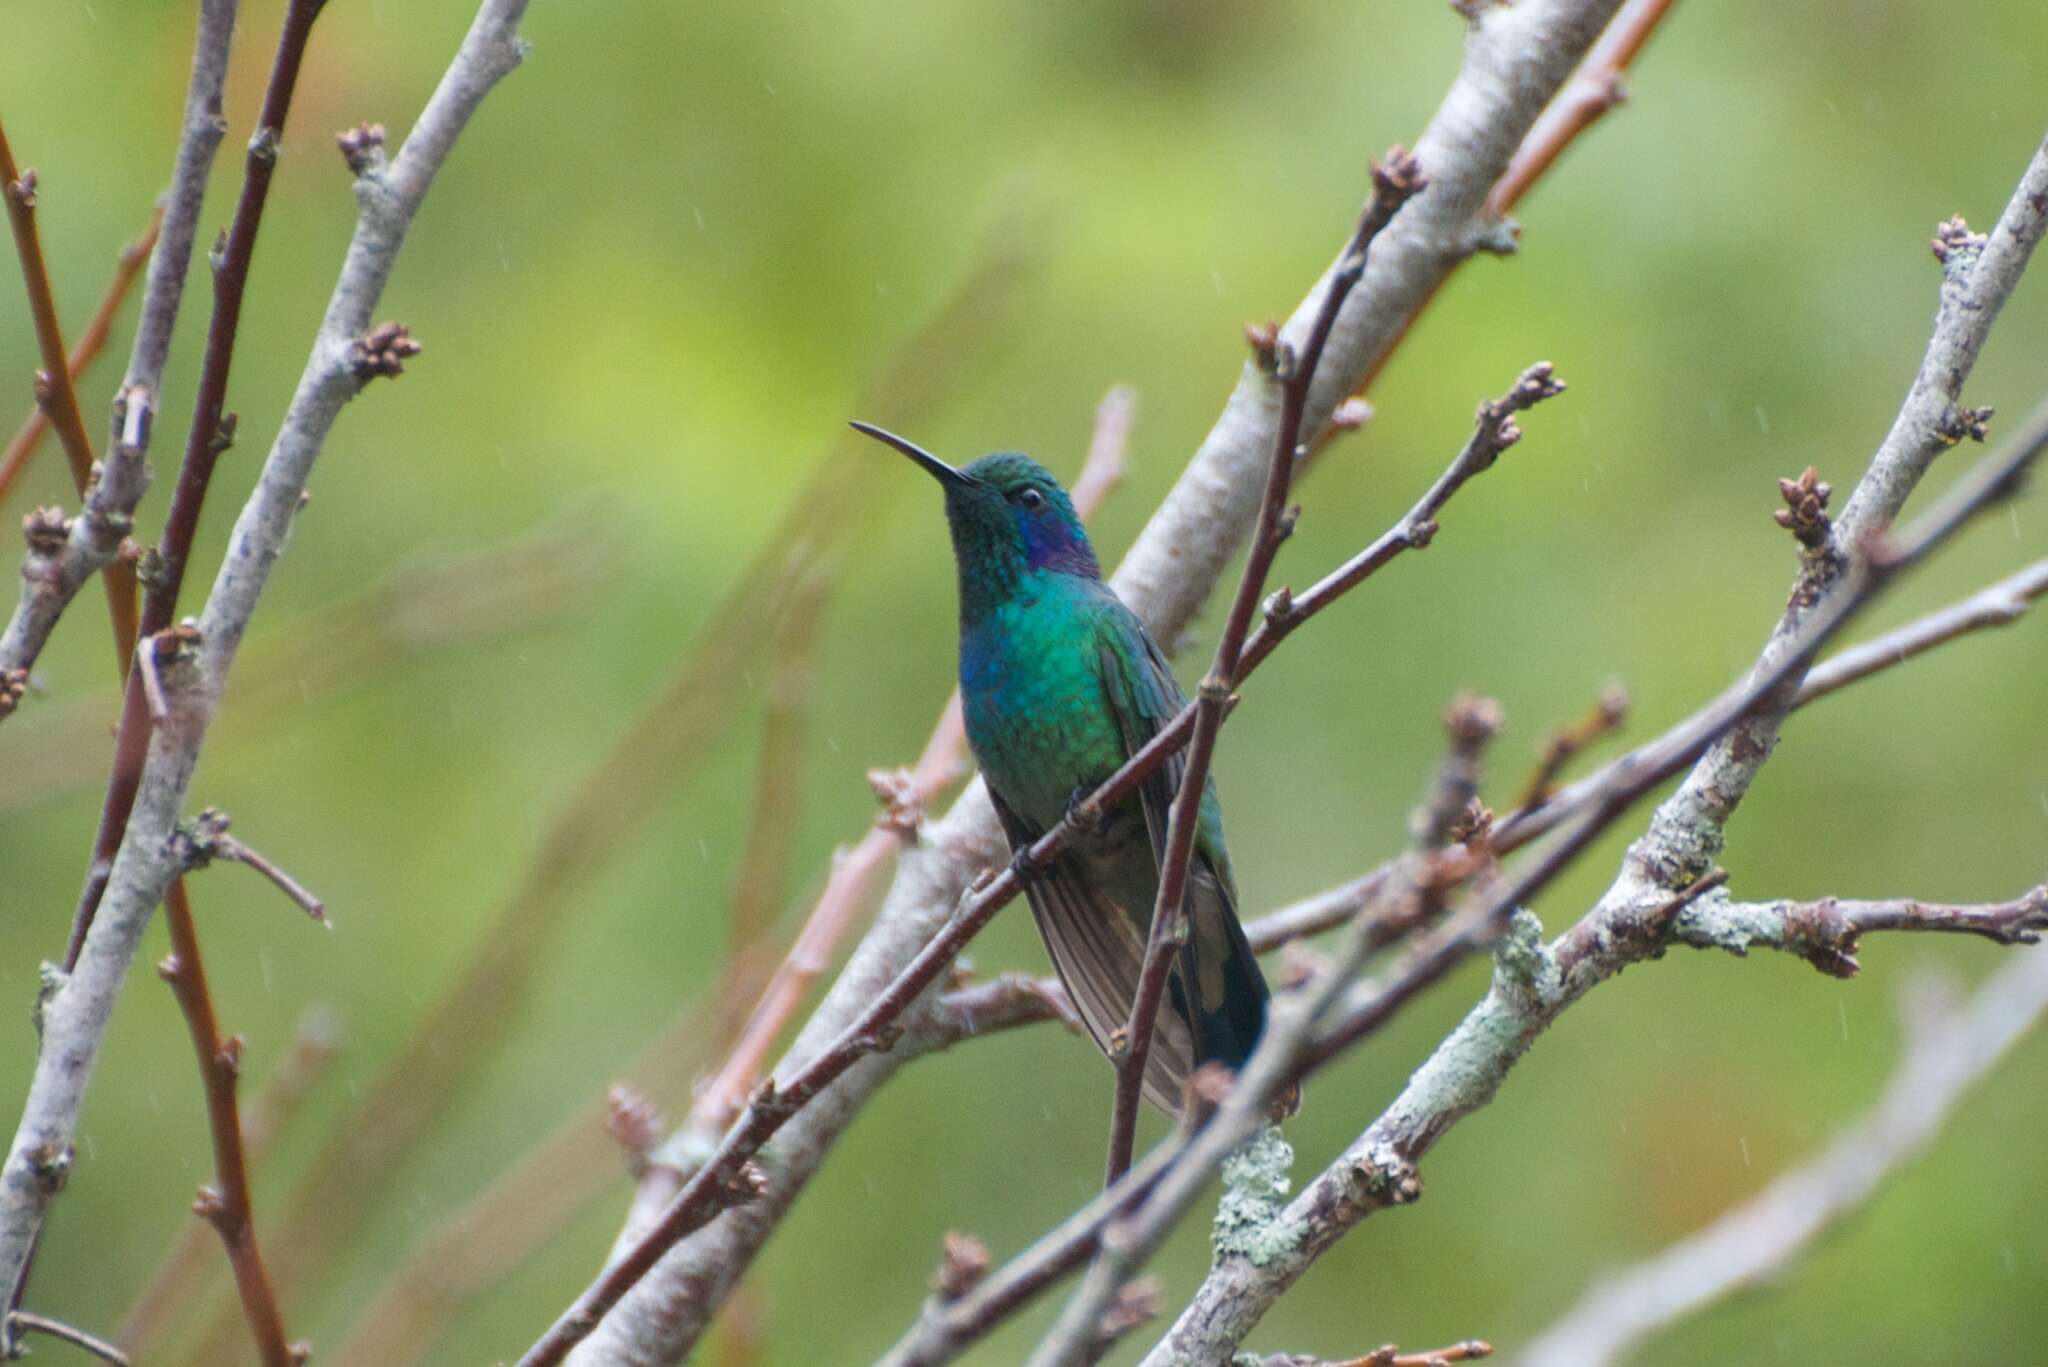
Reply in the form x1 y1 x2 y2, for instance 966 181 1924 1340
854 421 1272 1115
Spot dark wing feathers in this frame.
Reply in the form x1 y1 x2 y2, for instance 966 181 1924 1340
987 788 1195 1112
1096 620 1271 1104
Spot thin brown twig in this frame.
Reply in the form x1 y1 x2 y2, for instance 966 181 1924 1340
0 206 161 504
1514 682 1629 811
29 5 329 1361
120 1007 342 1355
1485 0 1676 217
1350 0 1680 402
0 118 144 666
66 0 330 969
1762 884 2048 979
1794 557 2048 705
1107 149 1428 1185
153 879 300 1367
8 1309 131 1366
179 809 330 925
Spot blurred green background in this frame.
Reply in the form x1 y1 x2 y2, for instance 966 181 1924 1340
3 1 2046 1363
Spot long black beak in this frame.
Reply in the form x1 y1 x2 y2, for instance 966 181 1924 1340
849 420 977 488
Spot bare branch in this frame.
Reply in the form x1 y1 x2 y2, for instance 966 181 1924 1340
1486 0 1676 216
1244 1341 1491 1367
65 0 331 967
176 808 331 925
1109 147 1429 1187
8 1309 130 1366
1141 129 2048 1354
1512 683 1627 813
0 0 532 1305
1796 557 2048 705
120 1007 342 1355
0 205 160 503
1666 883 2048 979
1521 950 2048 1367
0 119 143 678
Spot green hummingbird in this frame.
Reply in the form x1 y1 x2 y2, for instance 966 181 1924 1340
855 421 1272 1115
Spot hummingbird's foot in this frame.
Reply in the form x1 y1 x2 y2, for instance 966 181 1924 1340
1063 786 1112 839
1008 846 1050 884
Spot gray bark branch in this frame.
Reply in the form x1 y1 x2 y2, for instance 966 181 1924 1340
0 0 239 698
0 0 531 1292
1138 129 2048 1366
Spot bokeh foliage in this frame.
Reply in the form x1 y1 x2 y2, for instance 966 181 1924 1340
2 1 2045 1363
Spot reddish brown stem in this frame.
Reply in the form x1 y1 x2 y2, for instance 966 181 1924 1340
120 1007 340 1355
0 206 161 503
1104 150 1428 1185
157 881 297 1367
0 119 143 666
1515 683 1629 811
65 0 330 969
1350 0 1680 400
1485 0 1676 217
32 5 330 1362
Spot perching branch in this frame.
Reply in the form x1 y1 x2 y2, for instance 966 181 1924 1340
558 4 1662 1359
521 337 1569 1366
1520 948 2048 1367
1106 147 1428 1188
0 0 532 1308
891 715 1503 1367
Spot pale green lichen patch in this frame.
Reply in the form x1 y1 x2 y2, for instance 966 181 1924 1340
1212 1125 1304 1266
1492 908 1558 1000
1674 893 1787 957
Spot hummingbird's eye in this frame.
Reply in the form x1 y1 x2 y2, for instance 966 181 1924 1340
1017 487 1047 511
